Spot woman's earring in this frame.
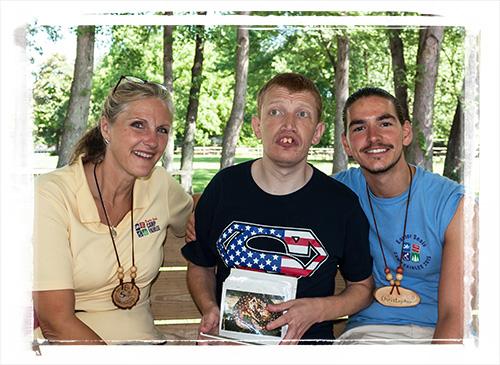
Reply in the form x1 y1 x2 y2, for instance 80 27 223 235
104 138 110 145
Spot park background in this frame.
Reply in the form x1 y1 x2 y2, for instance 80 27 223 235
29 10 478 194
1 2 498 365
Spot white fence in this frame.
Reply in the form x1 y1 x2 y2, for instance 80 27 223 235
173 146 449 160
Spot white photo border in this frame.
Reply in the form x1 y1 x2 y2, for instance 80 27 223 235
1 1 498 364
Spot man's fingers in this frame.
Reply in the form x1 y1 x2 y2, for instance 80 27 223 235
266 313 288 331
267 299 293 313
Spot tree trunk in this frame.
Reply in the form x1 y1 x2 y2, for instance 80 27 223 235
388 28 410 122
331 34 349 174
161 12 176 171
57 25 95 167
407 26 444 170
443 88 464 183
220 14 250 169
180 21 206 193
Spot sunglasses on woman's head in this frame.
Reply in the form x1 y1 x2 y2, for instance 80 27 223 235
112 75 167 94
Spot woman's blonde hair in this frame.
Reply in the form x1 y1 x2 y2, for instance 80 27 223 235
69 77 171 165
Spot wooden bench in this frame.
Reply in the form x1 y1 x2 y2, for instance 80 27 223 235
150 229 348 344
150 230 201 344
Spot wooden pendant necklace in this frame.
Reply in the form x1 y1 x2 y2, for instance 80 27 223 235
366 163 421 307
93 163 140 310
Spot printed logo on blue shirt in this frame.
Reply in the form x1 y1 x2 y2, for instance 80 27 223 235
402 243 421 262
134 217 160 238
395 233 431 271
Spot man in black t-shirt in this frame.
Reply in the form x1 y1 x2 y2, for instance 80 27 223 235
182 73 373 344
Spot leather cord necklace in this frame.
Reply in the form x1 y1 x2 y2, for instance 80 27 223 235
93 163 140 310
366 163 421 307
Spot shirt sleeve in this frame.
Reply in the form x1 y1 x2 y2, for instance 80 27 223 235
338 199 373 283
165 173 194 237
33 177 75 290
437 183 465 242
181 174 220 267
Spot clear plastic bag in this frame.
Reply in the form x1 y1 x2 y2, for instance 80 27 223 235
219 268 297 344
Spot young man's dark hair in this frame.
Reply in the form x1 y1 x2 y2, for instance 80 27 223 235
342 87 406 132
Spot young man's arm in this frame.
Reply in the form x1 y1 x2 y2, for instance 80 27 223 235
185 262 220 343
432 197 464 343
266 275 374 345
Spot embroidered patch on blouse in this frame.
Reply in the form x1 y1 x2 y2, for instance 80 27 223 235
134 217 160 238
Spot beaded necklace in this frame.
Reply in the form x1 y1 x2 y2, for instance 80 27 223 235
366 163 421 307
93 163 140 310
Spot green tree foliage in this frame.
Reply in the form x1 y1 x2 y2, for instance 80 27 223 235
91 25 236 147
31 18 465 155
433 27 465 142
90 25 165 125
349 27 394 91
32 53 73 150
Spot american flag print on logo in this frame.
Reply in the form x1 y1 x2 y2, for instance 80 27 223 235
215 221 329 278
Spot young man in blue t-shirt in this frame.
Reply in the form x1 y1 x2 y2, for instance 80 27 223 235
334 87 465 344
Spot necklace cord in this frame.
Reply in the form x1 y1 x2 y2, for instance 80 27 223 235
366 164 413 293
130 203 135 279
93 163 135 282
366 184 388 269
398 164 413 268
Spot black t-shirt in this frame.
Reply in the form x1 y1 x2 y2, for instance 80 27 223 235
182 160 372 341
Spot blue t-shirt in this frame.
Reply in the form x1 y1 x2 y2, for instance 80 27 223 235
334 166 464 329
